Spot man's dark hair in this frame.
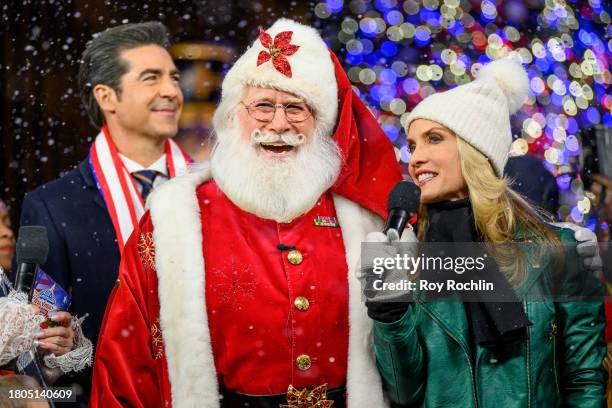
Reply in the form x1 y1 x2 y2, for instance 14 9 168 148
78 21 171 128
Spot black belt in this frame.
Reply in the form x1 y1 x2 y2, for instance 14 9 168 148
221 385 347 408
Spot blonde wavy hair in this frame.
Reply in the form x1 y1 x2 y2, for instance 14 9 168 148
416 137 561 286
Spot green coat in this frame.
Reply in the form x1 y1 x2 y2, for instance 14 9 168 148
373 227 607 407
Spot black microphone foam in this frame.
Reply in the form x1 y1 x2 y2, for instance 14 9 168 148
15 226 49 265
387 181 420 215
384 181 421 235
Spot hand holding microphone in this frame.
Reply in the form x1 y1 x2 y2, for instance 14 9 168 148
0 227 49 367
360 181 420 323
0 226 91 402
13 226 75 357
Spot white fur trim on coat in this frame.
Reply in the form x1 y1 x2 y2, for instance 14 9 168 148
148 163 220 408
333 195 389 407
148 163 389 407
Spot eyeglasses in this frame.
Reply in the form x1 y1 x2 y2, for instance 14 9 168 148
241 100 312 123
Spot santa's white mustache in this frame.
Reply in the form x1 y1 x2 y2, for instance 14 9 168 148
251 129 306 146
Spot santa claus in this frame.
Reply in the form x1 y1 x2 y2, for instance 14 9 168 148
90 18 402 407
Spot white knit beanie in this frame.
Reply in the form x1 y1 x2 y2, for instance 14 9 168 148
216 19 338 137
404 58 529 176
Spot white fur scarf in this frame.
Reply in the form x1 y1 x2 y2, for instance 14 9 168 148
148 163 389 408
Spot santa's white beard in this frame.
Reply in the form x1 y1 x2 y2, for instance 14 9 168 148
210 122 342 223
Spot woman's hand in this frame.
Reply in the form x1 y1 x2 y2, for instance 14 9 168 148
36 311 75 356
361 228 417 322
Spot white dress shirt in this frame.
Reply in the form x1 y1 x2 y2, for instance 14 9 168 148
119 153 169 195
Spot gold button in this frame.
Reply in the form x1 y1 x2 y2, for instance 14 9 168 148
295 354 312 371
294 296 310 312
287 249 303 265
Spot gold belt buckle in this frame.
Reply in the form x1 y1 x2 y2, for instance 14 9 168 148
280 383 334 408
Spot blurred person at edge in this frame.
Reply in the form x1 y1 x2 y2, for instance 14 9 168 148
90 19 402 408
591 174 612 244
0 200 16 274
16 21 190 406
363 59 606 407
504 154 559 214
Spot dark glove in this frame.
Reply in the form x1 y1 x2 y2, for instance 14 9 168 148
359 229 415 323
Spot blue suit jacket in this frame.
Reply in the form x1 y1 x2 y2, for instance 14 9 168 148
18 158 120 404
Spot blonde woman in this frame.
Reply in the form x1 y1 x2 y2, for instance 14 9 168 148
365 59 606 407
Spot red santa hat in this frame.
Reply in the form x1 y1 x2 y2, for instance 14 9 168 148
214 18 402 218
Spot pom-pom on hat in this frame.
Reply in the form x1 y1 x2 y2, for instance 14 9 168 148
404 57 529 176
217 18 338 137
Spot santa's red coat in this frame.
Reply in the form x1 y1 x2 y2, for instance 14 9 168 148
90 166 392 407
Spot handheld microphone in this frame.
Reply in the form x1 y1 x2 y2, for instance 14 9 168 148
14 226 49 301
383 181 421 236
9 226 55 407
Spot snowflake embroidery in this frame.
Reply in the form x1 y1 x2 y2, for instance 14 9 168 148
210 259 257 311
256 28 300 78
138 232 156 270
151 318 164 360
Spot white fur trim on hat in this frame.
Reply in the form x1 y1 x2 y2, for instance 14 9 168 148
219 19 338 136
404 57 529 176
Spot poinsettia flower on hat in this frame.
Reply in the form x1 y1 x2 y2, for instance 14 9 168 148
256 27 300 78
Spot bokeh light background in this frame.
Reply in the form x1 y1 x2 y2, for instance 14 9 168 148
313 0 610 225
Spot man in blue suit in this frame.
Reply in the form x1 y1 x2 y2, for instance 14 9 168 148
17 21 189 405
